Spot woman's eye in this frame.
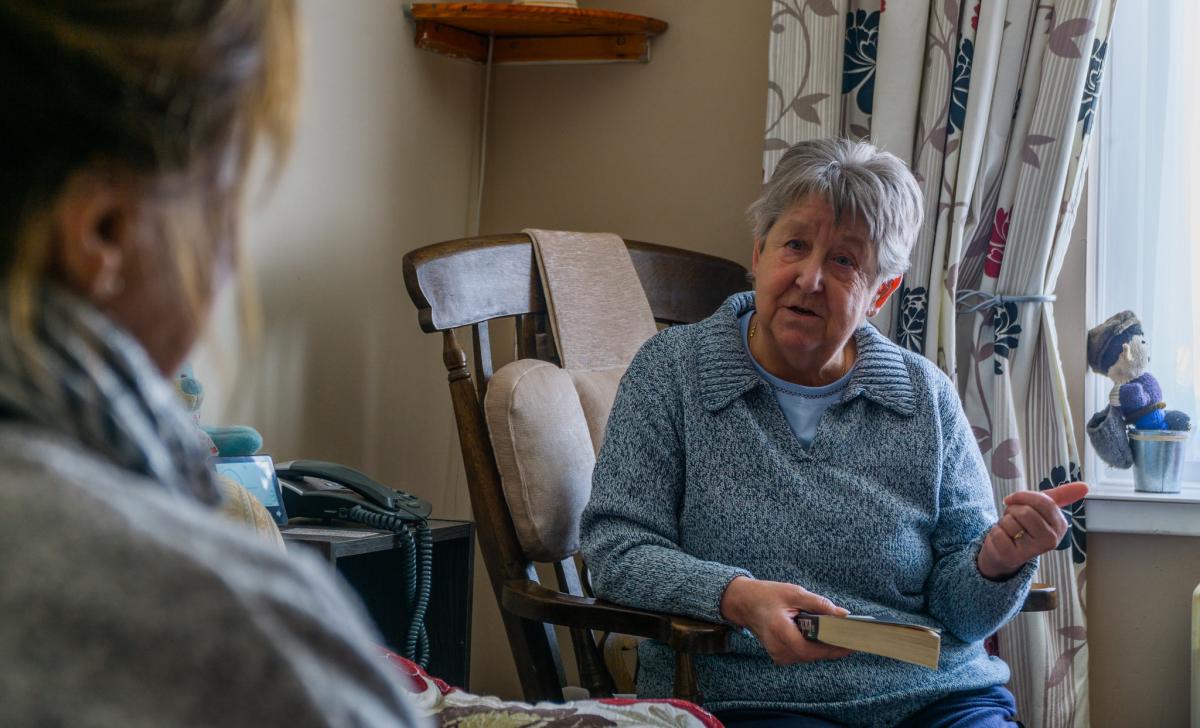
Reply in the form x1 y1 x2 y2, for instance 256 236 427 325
785 239 805 251
833 255 856 268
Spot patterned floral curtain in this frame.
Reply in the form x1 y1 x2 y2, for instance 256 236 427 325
763 2 1115 726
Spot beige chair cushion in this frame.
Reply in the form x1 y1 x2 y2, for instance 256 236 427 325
567 367 625 454
485 360 625 562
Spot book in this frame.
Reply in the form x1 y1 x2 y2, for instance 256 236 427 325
793 613 941 669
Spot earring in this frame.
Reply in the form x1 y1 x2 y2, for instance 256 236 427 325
93 274 125 302
749 318 758 339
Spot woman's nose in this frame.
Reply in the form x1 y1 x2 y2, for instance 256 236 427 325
793 260 823 292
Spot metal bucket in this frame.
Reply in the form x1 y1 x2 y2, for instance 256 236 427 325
1129 429 1191 493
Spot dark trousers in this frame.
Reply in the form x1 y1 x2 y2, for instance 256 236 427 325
713 686 1020 728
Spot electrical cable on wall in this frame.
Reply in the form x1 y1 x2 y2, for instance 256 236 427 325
472 34 494 237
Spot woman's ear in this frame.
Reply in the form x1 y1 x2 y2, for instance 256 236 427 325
51 170 139 304
868 276 902 317
751 238 762 277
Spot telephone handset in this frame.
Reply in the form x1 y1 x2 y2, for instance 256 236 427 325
276 459 433 667
275 460 432 521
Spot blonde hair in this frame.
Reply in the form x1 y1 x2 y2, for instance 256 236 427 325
0 0 298 332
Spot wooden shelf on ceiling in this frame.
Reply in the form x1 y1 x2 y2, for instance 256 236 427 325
408 3 668 65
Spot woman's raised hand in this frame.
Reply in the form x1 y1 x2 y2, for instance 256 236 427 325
977 482 1089 580
718 576 853 666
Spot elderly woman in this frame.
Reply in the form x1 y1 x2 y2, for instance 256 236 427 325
581 139 1086 728
0 2 424 725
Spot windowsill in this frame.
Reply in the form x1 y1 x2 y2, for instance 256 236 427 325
1085 480 1200 537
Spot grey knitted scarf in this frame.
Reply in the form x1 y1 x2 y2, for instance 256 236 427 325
0 286 220 506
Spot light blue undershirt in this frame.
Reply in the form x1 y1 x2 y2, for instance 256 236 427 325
739 311 853 447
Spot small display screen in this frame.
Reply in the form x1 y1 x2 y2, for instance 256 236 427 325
214 455 286 524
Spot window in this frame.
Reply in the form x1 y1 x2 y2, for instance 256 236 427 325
1090 0 1199 488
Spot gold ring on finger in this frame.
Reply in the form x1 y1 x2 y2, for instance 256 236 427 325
1012 529 1026 541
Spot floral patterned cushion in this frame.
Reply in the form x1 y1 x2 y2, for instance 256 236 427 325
379 649 723 727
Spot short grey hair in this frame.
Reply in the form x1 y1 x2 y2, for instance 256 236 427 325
747 138 923 282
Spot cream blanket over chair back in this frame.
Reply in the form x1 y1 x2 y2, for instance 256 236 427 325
483 230 657 562
529 229 657 370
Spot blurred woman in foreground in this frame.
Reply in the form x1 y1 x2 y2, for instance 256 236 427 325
0 2 423 724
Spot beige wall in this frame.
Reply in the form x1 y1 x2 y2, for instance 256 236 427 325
194 0 492 687
1088 534 1200 728
480 0 771 265
194 0 1197 714
201 0 483 511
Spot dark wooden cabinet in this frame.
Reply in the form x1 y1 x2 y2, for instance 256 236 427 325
281 519 475 689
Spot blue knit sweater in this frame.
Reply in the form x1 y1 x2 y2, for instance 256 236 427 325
580 292 1035 727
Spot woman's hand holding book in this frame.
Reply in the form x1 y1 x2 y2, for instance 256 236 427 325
719 576 853 666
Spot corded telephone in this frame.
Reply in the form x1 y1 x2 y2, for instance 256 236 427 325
276 460 433 667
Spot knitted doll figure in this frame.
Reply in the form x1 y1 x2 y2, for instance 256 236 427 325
176 364 263 457
1087 311 1190 432
175 365 283 550
176 365 220 456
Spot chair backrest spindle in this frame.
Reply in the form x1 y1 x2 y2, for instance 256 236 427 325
554 557 618 697
471 322 493 400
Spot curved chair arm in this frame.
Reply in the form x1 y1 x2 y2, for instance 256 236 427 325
1022 583 1057 612
501 580 729 704
501 580 730 654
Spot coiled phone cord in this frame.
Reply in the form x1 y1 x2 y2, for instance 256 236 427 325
345 506 432 668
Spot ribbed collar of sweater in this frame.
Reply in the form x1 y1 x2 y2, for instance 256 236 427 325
697 291 916 417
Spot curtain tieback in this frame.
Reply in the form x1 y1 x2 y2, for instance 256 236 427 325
954 289 1056 314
